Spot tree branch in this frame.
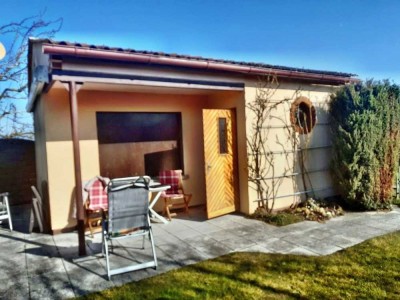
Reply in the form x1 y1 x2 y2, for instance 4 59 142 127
0 12 62 139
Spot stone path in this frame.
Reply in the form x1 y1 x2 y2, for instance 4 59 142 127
0 206 399 299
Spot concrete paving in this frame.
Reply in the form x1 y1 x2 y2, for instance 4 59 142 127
0 206 399 299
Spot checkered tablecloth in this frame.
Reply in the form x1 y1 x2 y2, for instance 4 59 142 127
86 179 108 211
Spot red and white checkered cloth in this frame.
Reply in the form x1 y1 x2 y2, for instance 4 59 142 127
86 178 108 211
158 170 182 196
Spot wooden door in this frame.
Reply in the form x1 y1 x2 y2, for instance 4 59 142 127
203 109 238 219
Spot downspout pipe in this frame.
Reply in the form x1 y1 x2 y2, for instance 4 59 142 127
42 45 359 85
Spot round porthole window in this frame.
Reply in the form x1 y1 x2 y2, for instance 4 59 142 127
290 97 316 134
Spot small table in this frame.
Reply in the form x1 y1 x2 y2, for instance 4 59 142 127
148 184 170 224
132 180 170 224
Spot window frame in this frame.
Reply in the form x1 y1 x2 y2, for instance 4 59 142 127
290 97 316 134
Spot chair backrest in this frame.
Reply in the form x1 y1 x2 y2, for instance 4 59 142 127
0 192 12 230
0 193 9 215
158 170 183 195
107 178 150 236
31 186 44 233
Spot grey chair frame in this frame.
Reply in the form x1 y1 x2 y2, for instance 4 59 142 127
102 176 157 280
31 186 44 233
0 193 13 231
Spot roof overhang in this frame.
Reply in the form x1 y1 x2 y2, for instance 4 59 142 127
51 69 244 89
42 43 360 85
27 39 360 112
26 65 49 112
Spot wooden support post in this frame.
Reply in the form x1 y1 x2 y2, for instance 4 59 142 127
68 81 86 256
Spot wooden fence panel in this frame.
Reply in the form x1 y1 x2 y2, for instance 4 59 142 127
0 139 36 205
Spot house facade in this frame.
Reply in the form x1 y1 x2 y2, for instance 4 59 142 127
28 38 358 233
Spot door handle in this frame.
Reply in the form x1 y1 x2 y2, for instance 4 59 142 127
206 163 212 172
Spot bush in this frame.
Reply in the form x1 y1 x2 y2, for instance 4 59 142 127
251 198 344 226
251 208 304 226
295 198 344 221
330 81 400 210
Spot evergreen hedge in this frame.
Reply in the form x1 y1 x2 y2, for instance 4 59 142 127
330 81 400 210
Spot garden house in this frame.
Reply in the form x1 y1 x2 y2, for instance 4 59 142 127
27 38 358 233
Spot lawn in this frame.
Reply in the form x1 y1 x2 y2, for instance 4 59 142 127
80 231 400 299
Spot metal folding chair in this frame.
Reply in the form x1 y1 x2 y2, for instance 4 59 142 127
102 176 157 280
0 193 13 231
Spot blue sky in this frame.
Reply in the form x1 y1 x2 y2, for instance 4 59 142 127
2 0 400 82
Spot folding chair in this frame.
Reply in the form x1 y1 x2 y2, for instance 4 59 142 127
0 193 13 231
31 186 44 233
159 170 192 220
84 177 109 237
102 176 157 280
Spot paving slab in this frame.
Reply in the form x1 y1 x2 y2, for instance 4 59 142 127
243 227 280 243
183 221 224 234
29 270 75 300
300 240 343 256
219 235 257 251
256 237 298 253
229 224 265 236
326 235 364 249
157 242 209 266
284 246 319 256
0 205 399 299
206 218 242 229
154 230 184 244
0 275 29 300
282 230 321 241
161 220 193 233
304 228 339 240
182 234 231 259
205 228 244 242
149 248 182 273
237 244 274 253
64 257 114 295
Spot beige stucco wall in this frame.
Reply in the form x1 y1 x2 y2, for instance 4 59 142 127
244 80 337 213
40 86 245 231
36 78 338 232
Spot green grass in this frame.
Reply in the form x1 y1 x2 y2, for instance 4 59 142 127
80 231 400 300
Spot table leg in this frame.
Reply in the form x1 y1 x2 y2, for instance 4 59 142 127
149 190 169 224
149 208 169 224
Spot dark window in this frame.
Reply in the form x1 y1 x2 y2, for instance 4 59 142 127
219 118 228 154
96 112 183 178
97 112 181 144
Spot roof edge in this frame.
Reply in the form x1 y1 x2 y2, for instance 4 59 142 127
32 39 359 85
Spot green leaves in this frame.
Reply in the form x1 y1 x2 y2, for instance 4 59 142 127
330 81 400 210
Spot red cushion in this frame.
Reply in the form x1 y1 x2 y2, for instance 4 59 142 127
159 170 181 195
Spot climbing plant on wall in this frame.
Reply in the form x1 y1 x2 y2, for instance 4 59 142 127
246 76 316 213
330 80 400 210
